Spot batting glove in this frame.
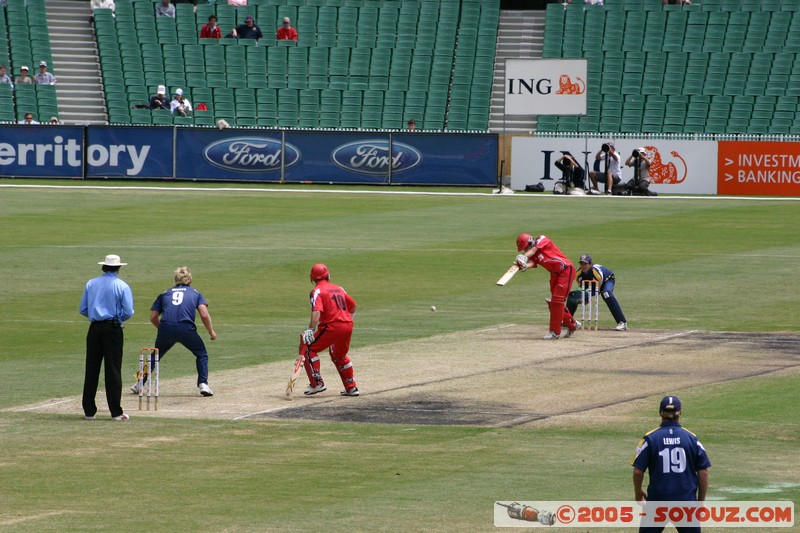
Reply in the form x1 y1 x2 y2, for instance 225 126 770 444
515 254 529 271
302 328 315 345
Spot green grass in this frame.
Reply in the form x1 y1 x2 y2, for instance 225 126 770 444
1 183 798 531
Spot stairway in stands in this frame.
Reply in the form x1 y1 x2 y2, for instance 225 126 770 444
46 0 106 124
489 9 545 133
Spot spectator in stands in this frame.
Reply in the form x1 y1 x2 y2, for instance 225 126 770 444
49 116 60 125
231 15 262 40
15 66 33 85
171 88 193 117
156 0 175 18
276 16 298 41
200 15 221 39
35 61 57 85
0 64 14 92
227 0 248 6
149 85 170 110
19 113 39 125
406 119 417 131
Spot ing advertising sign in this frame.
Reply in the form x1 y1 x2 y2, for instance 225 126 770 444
504 59 588 116
718 141 800 196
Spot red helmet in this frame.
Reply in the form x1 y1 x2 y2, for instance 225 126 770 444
310 263 329 281
516 233 533 252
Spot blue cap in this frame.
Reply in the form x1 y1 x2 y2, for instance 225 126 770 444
659 395 682 412
579 254 592 264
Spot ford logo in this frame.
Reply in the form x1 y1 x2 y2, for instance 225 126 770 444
331 140 422 175
203 137 300 173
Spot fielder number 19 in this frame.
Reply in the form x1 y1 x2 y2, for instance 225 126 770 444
659 447 687 474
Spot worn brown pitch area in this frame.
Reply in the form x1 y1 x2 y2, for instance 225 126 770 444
10 327 800 425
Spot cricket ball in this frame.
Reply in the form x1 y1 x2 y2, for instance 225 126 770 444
431 306 437 312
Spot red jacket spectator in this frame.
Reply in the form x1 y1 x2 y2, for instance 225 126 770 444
200 15 222 39
276 17 298 41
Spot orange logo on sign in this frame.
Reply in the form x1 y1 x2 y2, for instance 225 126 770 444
554 74 585 95
643 146 687 184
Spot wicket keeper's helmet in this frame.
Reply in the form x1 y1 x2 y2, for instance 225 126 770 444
310 263 330 281
516 233 534 252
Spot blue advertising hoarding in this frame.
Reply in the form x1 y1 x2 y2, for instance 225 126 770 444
391 133 497 186
175 128 287 181
284 132 394 184
0 125 498 186
86 126 174 178
0 125 84 178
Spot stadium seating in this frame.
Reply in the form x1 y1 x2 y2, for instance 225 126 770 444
94 0 498 131
3 0 59 122
540 0 800 134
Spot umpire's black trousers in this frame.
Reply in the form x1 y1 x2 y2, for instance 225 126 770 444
82 320 125 418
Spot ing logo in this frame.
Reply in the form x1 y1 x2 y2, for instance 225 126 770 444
554 74 585 95
641 145 688 184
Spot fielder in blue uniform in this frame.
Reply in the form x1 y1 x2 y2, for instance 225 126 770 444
567 254 628 331
133 267 217 397
632 396 711 533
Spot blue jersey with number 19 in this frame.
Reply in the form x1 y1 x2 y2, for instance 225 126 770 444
151 284 207 326
632 420 711 501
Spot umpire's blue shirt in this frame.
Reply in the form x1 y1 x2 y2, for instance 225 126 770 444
632 420 711 501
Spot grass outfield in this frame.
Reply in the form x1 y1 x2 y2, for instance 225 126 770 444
1 183 798 531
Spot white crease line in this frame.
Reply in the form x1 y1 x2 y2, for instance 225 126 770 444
10 398 74 412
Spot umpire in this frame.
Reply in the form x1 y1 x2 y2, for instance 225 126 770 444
80 254 134 421
632 396 711 533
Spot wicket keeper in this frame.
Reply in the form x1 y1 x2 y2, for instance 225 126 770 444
569 254 628 331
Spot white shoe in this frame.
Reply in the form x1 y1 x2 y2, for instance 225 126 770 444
340 387 360 396
562 328 574 338
111 413 129 421
615 322 628 331
199 383 214 396
84 415 95 421
130 382 140 394
542 331 560 340
574 320 582 330
589 188 602 195
304 383 327 395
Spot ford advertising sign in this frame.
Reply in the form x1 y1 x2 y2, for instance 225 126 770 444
331 139 422 176
203 137 300 173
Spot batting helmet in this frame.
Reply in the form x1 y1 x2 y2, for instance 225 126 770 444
310 263 330 281
516 233 533 252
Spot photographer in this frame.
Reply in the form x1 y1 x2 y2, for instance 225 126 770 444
554 152 585 194
624 147 657 196
589 141 622 195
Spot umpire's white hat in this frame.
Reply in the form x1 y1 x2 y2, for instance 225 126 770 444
98 254 127 266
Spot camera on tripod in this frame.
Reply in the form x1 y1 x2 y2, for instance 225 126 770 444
632 148 641 158
601 143 610 153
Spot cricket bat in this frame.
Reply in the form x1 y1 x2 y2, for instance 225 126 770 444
284 354 305 400
496 264 520 286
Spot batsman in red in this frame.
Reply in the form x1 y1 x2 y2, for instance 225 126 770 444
300 264 360 396
514 233 578 340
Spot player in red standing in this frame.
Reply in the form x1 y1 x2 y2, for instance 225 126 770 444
300 264 360 396
514 233 579 340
